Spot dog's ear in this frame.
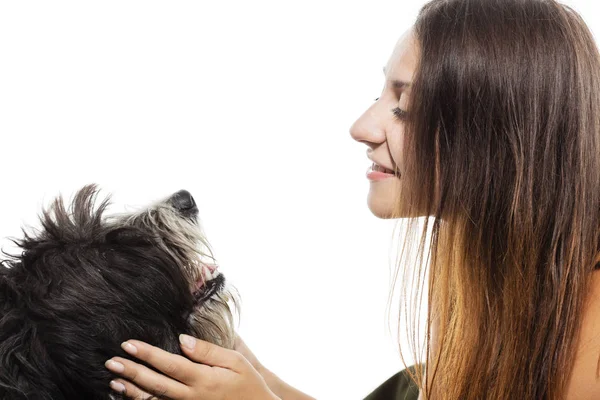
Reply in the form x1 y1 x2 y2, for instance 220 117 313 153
105 226 153 246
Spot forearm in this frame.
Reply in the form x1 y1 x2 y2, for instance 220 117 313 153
259 366 316 400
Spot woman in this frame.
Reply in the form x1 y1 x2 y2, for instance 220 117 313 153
105 0 600 398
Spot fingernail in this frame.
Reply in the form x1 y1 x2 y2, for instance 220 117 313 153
121 341 138 355
105 360 125 373
109 380 126 393
179 334 196 350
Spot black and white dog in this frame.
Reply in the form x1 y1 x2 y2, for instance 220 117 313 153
0 185 238 399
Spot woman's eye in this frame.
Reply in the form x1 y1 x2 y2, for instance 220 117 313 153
392 107 408 120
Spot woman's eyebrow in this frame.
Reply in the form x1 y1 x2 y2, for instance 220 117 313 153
382 67 411 89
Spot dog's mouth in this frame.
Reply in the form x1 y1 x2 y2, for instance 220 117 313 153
192 263 226 304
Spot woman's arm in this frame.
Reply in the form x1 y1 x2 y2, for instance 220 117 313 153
235 335 316 400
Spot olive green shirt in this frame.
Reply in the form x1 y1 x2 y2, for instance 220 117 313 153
363 364 422 400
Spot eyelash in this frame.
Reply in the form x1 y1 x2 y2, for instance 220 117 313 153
392 107 407 120
374 97 408 121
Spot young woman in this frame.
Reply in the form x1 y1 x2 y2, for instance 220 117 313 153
104 0 600 398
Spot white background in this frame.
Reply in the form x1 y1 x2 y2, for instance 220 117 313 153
0 1 598 399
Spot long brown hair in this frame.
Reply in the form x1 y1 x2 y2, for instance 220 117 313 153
388 0 600 398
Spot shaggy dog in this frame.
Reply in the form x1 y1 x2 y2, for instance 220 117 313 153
0 185 238 399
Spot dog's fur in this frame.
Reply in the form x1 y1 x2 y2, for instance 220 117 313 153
0 185 238 400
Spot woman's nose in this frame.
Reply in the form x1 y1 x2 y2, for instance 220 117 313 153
349 104 386 145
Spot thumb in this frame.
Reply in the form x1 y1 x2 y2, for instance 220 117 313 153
179 334 245 371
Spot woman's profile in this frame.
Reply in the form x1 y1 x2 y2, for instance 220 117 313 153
104 0 600 399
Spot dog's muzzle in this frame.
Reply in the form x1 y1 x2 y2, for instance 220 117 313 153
165 189 229 305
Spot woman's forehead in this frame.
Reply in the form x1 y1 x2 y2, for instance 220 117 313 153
384 29 419 90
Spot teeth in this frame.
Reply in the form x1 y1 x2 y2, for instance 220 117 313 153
201 264 219 282
372 162 395 174
373 163 386 173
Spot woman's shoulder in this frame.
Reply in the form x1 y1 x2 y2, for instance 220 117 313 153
363 363 423 400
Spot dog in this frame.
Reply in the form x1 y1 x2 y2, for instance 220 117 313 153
0 185 239 399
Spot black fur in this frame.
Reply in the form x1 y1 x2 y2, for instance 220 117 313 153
0 185 222 399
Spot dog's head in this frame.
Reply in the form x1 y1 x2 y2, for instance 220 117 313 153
0 185 238 400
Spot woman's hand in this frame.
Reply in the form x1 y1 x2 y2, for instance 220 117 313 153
104 334 280 400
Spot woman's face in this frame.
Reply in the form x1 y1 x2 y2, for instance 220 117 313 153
349 28 419 219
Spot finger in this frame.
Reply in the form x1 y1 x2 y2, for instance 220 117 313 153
109 379 155 400
121 340 210 384
105 357 189 399
178 334 248 373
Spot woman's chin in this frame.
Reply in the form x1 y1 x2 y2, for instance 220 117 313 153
366 179 428 219
367 188 399 219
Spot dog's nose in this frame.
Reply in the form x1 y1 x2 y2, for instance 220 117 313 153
170 190 197 212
